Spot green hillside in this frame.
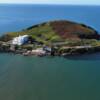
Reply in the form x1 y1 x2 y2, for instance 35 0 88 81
0 20 100 46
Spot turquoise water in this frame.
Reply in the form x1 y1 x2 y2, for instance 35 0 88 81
0 53 100 100
0 4 100 100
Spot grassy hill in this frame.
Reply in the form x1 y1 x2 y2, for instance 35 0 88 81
0 20 100 45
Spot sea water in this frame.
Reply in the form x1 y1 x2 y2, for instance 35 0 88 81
0 4 100 100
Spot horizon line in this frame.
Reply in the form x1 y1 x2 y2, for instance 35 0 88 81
0 3 100 6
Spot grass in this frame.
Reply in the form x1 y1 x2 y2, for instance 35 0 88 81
0 20 99 47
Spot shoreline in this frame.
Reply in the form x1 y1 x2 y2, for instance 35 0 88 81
1 43 100 57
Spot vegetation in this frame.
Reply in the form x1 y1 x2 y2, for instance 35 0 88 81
0 20 100 49
22 44 34 50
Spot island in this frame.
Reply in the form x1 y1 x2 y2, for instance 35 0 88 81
0 20 100 57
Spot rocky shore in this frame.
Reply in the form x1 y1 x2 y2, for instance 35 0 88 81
1 41 100 57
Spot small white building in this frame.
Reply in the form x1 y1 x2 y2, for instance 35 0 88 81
12 35 29 45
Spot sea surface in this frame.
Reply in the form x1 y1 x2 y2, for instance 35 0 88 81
0 4 100 100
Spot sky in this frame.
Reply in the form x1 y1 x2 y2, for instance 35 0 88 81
0 0 99 5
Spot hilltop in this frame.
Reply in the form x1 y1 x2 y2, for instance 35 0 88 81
0 20 100 44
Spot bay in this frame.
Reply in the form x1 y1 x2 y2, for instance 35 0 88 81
0 4 100 100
